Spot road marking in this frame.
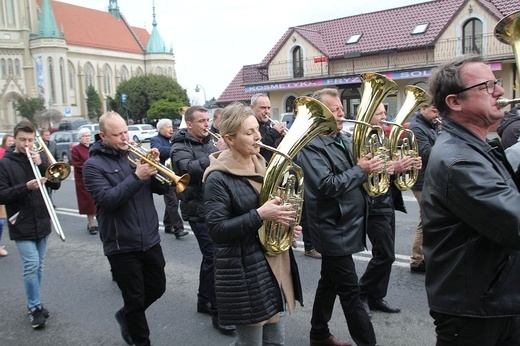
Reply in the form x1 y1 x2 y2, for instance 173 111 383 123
55 207 412 268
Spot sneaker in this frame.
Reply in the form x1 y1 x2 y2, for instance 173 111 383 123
304 249 322 259
115 308 134 345
27 305 50 318
0 245 8 257
29 307 46 328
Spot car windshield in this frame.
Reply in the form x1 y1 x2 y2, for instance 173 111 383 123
141 125 154 130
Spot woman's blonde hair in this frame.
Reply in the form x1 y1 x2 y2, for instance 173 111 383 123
219 102 253 139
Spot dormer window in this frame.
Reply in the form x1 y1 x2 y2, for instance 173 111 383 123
346 33 362 45
412 23 429 35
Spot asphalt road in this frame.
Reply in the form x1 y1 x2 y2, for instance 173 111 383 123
0 172 436 346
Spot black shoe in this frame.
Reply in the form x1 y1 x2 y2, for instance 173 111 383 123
27 305 50 318
164 227 175 234
174 230 189 239
197 302 211 315
211 313 235 335
360 299 372 319
88 226 98 235
368 298 401 313
115 308 134 345
410 261 426 273
29 307 46 329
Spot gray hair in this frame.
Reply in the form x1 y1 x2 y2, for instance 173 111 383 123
77 127 91 138
250 93 268 106
312 88 339 102
156 118 172 130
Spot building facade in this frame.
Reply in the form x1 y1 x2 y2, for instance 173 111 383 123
0 0 175 131
218 0 518 123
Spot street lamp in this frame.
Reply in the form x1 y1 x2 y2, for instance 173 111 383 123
194 84 207 105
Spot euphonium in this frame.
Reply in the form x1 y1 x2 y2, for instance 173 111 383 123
257 96 337 256
386 85 428 191
495 11 520 108
352 72 398 196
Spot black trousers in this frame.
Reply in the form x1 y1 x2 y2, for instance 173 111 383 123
163 187 184 232
189 221 216 309
431 311 520 346
108 244 166 346
310 255 376 346
359 212 395 302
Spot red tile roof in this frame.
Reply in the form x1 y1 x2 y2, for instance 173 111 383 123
218 0 520 103
217 68 251 105
39 0 149 54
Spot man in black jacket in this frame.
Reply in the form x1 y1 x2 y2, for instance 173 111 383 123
359 103 419 316
83 111 169 346
423 55 520 345
497 105 520 149
150 119 187 238
0 120 60 329
170 106 234 335
250 93 286 162
408 105 440 273
296 88 382 346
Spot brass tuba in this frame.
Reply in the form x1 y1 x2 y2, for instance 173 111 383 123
386 85 428 191
257 97 337 256
495 11 520 108
351 72 398 196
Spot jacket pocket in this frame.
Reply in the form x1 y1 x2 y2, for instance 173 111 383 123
481 254 515 298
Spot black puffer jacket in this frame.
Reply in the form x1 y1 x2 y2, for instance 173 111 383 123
408 113 439 191
83 140 168 256
0 147 60 240
170 129 217 222
423 118 520 317
203 151 303 326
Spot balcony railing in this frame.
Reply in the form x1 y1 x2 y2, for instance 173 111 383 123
242 33 514 84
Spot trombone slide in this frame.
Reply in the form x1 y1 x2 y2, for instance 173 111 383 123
25 148 66 242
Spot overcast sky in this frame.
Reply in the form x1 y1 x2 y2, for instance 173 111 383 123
58 0 431 104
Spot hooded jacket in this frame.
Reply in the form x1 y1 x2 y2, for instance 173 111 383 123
203 150 303 326
83 140 168 256
0 147 60 240
170 128 217 222
423 118 520 317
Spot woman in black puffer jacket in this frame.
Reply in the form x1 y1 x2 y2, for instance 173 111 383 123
203 102 303 346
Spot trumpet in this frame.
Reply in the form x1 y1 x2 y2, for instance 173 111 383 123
34 134 71 183
25 147 66 241
124 141 190 193
266 116 290 133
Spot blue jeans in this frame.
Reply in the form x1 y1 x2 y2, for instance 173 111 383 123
0 218 5 243
231 310 286 346
15 235 49 309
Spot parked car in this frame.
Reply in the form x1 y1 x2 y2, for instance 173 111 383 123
49 130 79 164
127 124 157 143
58 117 91 131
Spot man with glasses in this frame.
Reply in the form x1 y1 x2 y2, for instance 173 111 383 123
423 55 520 345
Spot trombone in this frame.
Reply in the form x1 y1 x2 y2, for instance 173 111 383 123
34 134 71 183
124 141 190 193
25 147 66 241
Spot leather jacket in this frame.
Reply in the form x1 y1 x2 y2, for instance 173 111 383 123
422 118 520 317
295 133 367 256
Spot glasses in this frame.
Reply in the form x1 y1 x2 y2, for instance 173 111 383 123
456 79 502 95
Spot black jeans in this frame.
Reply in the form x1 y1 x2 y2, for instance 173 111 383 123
189 221 216 309
108 244 166 346
310 255 376 346
431 311 520 345
359 212 395 302
163 188 184 232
